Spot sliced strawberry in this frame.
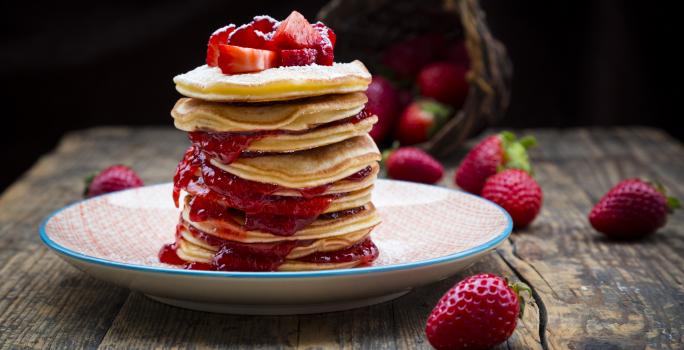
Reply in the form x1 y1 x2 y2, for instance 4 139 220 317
280 48 317 66
311 22 335 65
316 44 334 65
313 22 336 47
272 11 322 49
229 23 274 50
206 25 235 67
252 15 278 33
217 44 277 74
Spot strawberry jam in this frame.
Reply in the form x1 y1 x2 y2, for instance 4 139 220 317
160 223 377 272
297 238 378 265
158 243 186 265
162 223 313 271
173 145 373 235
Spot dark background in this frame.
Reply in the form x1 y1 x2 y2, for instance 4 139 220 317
1 1 681 191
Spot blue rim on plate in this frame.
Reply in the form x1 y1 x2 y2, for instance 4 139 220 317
39 181 513 279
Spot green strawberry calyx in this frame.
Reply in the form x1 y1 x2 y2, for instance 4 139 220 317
651 181 681 213
508 279 533 318
83 173 97 197
498 131 537 175
419 99 453 138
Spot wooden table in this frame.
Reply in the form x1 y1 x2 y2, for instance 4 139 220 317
1 127 682 349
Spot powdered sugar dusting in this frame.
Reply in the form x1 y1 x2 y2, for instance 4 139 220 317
212 24 235 36
174 61 370 88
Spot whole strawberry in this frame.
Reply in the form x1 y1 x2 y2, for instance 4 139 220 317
418 62 469 108
455 131 536 195
482 169 542 228
366 76 401 144
395 100 452 146
425 273 530 350
386 147 443 184
84 165 144 198
382 33 447 79
589 179 680 239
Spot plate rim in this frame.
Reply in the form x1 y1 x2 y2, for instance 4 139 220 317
39 180 512 279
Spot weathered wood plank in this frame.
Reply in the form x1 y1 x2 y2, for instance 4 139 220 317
493 128 684 349
0 128 187 349
1 127 681 349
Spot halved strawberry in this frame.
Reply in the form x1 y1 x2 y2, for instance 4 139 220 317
217 44 277 74
229 23 273 50
313 22 336 47
316 43 334 65
312 22 335 65
252 15 278 33
272 11 322 49
206 25 235 67
280 48 317 66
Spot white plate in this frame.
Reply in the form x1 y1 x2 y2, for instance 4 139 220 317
40 180 511 315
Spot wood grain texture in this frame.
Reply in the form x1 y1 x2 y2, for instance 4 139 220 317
0 127 681 349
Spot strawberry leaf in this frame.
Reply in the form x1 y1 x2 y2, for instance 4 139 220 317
510 281 533 318
83 173 96 197
419 99 452 138
667 196 681 212
499 131 536 175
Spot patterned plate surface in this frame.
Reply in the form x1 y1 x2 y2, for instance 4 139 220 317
41 180 511 314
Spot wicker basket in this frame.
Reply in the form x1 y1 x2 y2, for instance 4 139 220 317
318 0 512 157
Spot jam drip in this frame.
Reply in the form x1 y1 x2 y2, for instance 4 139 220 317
173 146 373 236
159 224 378 272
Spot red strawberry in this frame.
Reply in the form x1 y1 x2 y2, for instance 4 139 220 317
228 23 272 50
313 21 336 47
272 11 322 49
366 76 401 143
446 40 470 68
280 48 318 66
455 131 536 195
84 165 143 198
386 147 443 184
482 169 543 228
382 33 446 79
418 62 469 108
251 15 278 33
426 273 530 350
312 21 336 65
217 44 277 74
589 179 680 239
395 100 451 146
206 25 235 67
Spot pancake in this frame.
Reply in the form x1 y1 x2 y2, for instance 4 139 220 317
272 163 379 197
212 135 380 188
175 225 374 271
183 185 373 214
182 202 381 243
172 93 367 132
174 61 371 102
242 115 377 153
176 224 371 261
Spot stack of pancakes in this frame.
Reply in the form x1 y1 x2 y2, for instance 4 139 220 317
163 61 382 271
